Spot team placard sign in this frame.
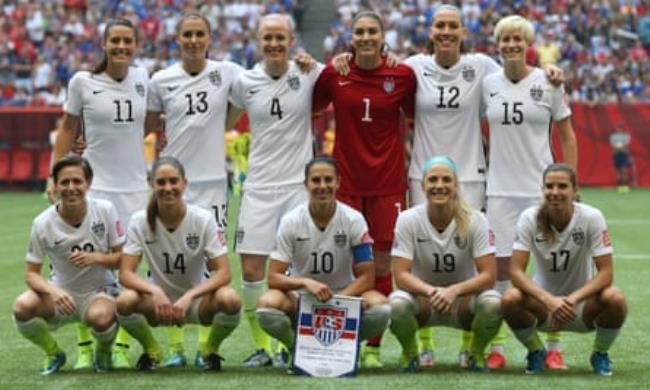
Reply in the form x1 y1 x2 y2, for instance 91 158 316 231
293 294 362 377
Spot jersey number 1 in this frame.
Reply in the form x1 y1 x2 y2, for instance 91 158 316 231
113 100 134 123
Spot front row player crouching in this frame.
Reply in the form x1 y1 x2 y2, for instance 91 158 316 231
13 156 123 374
256 156 391 367
502 164 627 376
389 157 502 372
116 157 241 371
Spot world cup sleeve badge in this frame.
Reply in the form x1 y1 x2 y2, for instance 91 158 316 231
293 294 362 377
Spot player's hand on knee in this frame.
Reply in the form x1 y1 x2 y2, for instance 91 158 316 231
429 287 454 315
51 286 76 316
151 287 174 325
172 294 192 324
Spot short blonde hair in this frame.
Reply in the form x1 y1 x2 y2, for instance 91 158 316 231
494 15 534 44
258 13 294 35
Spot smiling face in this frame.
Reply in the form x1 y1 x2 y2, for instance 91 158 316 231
103 25 137 67
55 166 89 207
177 17 211 64
430 9 465 59
351 16 384 60
258 16 294 65
498 28 529 65
543 170 576 212
152 164 187 207
306 162 339 206
422 164 457 206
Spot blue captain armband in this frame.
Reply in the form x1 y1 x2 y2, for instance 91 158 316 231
352 243 373 264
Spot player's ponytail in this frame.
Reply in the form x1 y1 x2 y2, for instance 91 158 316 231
536 163 578 242
147 157 187 237
93 18 138 74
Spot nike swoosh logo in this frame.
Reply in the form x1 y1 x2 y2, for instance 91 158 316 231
93 90 105 95
296 237 311 242
489 92 498 97
338 81 352 86
54 238 66 245
248 89 259 95
416 238 431 243
423 72 435 77
167 85 179 91
535 237 546 242
145 239 157 245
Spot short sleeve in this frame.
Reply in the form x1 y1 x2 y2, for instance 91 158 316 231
106 203 126 247
25 223 45 264
228 74 246 109
588 209 613 258
400 66 417 119
147 75 163 112
203 215 228 259
63 72 84 116
550 83 571 122
269 215 294 263
470 212 495 259
312 65 334 113
512 210 535 252
123 218 144 256
391 212 415 261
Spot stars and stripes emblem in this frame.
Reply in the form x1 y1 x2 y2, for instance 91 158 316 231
312 306 347 346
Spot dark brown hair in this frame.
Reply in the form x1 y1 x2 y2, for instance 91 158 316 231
52 155 93 183
536 163 577 241
304 155 339 182
93 18 138 74
146 157 186 235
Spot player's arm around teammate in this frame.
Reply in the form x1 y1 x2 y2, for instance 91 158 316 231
116 157 241 371
255 157 390 360
501 164 627 375
389 157 502 372
13 156 124 375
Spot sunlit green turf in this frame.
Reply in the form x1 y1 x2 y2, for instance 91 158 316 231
1 189 648 388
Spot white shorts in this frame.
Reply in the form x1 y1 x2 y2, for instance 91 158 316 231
235 185 307 255
537 301 590 333
184 179 229 230
409 179 486 210
88 189 149 229
390 289 481 330
486 196 540 257
47 283 119 329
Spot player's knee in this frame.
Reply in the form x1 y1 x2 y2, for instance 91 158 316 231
85 302 116 331
601 286 627 311
389 292 415 320
256 290 284 310
12 292 37 320
216 287 242 314
500 287 523 312
361 303 391 340
476 290 502 319
115 290 139 315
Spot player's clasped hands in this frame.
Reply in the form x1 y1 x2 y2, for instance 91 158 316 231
305 279 333 302
546 295 576 331
68 250 99 268
428 286 457 315
151 286 178 326
51 286 77 316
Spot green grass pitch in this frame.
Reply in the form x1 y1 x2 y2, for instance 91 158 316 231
0 189 649 389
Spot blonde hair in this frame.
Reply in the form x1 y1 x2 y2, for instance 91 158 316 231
258 13 295 35
494 15 534 44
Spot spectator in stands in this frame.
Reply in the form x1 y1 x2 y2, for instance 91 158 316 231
609 124 633 192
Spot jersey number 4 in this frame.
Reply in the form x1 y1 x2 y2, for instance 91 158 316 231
270 98 283 119
163 252 186 274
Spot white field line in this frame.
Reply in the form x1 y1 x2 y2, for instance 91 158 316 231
617 254 650 260
608 219 650 225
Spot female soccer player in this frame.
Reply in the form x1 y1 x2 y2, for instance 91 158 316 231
502 164 627 375
227 13 324 367
389 157 501 372
116 157 241 371
481 15 578 368
312 11 416 367
12 156 123 375
256 156 390 365
146 12 244 369
52 18 150 369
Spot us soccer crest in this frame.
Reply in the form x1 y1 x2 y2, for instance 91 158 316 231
454 234 468 249
334 231 347 248
530 84 543 101
209 70 222 87
135 82 145 97
91 221 105 237
572 228 585 245
186 233 199 250
383 77 395 94
312 306 347 346
462 65 475 82
287 73 300 90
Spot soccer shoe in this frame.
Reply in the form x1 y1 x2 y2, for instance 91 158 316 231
487 350 507 369
418 348 435 368
544 350 568 370
162 351 188 368
458 351 469 368
94 350 112 373
468 354 488 373
41 351 66 376
272 349 290 369
203 353 225 372
398 354 418 373
194 351 206 368
525 349 547 374
361 345 383 368
242 349 272 367
590 352 613 376
135 353 158 371
112 346 130 369
74 346 93 370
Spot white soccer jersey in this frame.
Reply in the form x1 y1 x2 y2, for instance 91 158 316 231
392 204 495 287
64 67 149 192
406 53 499 183
513 202 613 297
148 60 243 183
123 204 227 301
26 198 124 294
270 201 372 292
482 68 571 197
229 61 323 188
